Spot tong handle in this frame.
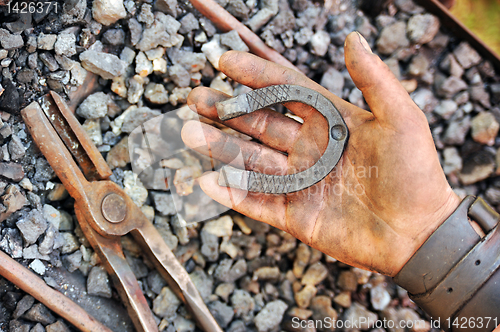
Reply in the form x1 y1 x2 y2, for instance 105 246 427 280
75 205 158 332
132 223 223 332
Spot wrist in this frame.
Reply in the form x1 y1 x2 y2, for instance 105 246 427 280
394 195 500 331
391 190 461 276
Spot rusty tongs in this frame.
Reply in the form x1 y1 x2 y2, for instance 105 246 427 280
21 91 222 332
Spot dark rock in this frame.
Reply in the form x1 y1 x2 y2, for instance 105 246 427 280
17 210 48 245
15 69 35 84
226 0 250 20
0 79 20 114
13 295 34 319
179 13 200 35
87 266 112 298
39 52 59 72
103 29 125 46
0 29 24 50
46 320 70 332
24 303 56 325
209 301 234 329
0 228 23 258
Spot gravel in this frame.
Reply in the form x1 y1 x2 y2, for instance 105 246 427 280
0 0 499 330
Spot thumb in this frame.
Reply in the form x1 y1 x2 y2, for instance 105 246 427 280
344 31 423 126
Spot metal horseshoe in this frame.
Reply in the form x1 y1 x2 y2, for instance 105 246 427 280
215 84 348 194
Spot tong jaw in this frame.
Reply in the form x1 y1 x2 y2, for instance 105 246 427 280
215 84 348 194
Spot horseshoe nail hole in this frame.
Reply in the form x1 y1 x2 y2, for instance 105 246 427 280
447 288 453 294
331 125 346 141
475 260 481 266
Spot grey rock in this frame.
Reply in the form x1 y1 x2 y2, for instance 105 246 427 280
138 4 155 26
153 286 181 319
154 216 178 251
435 75 468 98
0 29 24 50
0 228 23 258
103 29 125 45
395 0 424 13
440 53 464 77
168 64 191 88
209 301 234 329
434 100 457 120
8 135 26 161
26 35 37 53
128 18 142 46
443 147 462 175
247 8 277 32
54 33 76 57
201 228 219 261
254 300 287 332
120 46 136 65
23 244 49 260
80 50 126 80
61 0 87 24
454 42 482 69
172 316 195 332
30 323 45 332
154 0 178 17
408 53 429 77
37 33 57 50
64 250 83 272
9 320 30 332
231 289 255 318
16 69 36 84
442 116 471 145
407 14 440 44
77 92 111 119
344 302 377 330
92 0 127 26
294 27 313 46
227 320 246 332
17 210 48 245
127 75 145 104
13 295 35 319
168 48 207 73
226 0 250 20
24 303 56 325
470 85 491 108
370 284 391 311
383 57 401 80
220 30 249 52
310 30 330 57
135 51 153 76
215 282 235 302
60 232 79 254
411 88 438 113
148 270 168 294
376 22 409 55
189 268 213 302
169 87 191 106
486 187 500 205
152 193 177 217
201 35 228 70
179 13 200 34
215 258 247 282
87 266 112 298
46 321 70 332
39 52 59 72
136 12 182 52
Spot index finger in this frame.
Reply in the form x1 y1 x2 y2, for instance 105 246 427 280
219 51 367 127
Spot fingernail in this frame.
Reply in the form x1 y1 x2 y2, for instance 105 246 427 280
355 31 373 54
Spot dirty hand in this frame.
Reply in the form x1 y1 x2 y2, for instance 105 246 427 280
182 32 460 277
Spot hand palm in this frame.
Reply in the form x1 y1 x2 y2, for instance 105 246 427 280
183 33 459 276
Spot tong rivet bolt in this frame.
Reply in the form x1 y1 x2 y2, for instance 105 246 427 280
102 194 127 223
